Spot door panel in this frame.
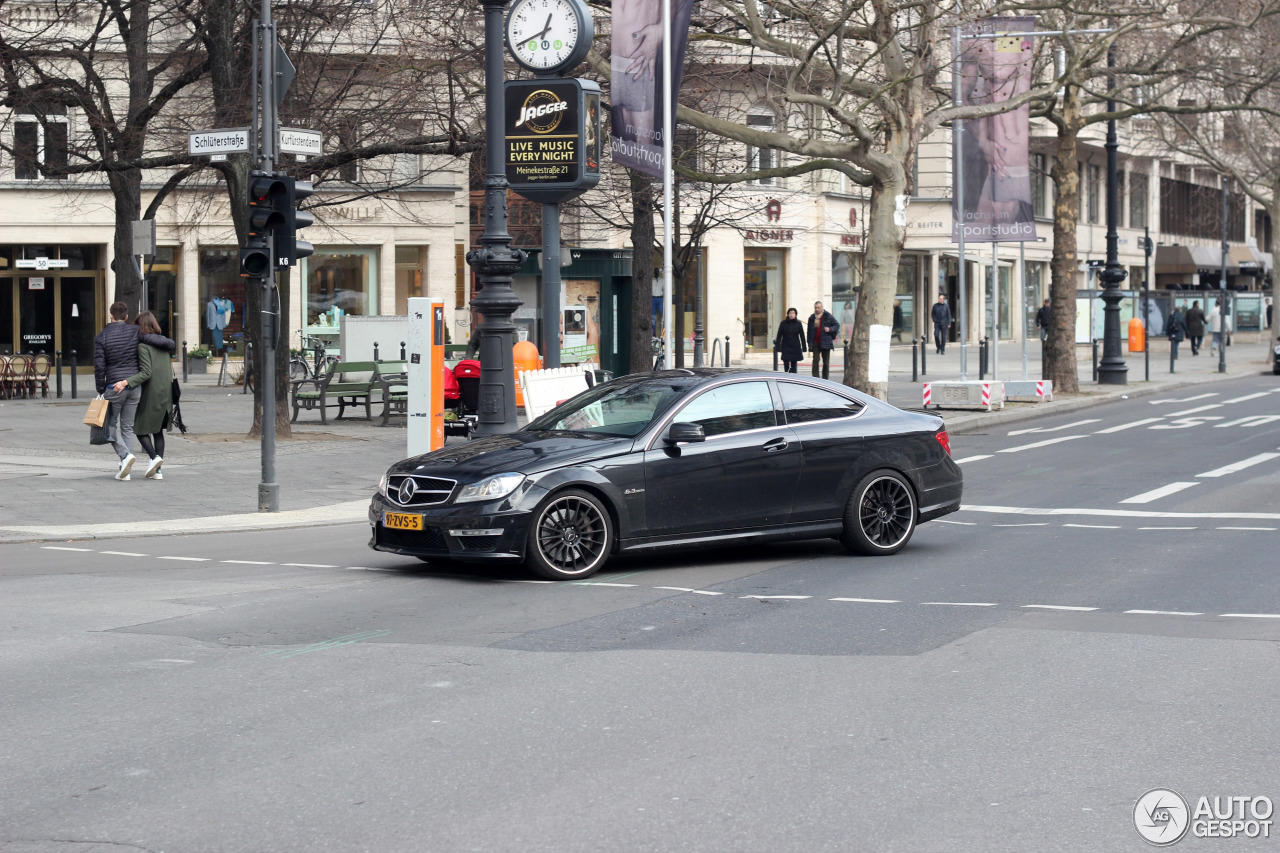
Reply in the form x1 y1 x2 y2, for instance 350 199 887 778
18 278 55 353
59 278 96 362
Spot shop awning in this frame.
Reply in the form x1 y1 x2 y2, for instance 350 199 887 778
1229 245 1270 274
1258 251 1274 272
1154 245 1236 274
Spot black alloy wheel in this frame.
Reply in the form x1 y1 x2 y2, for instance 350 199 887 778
526 489 613 580
840 469 917 556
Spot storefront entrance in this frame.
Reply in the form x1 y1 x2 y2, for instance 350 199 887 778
2 275 101 360
744 249 785 350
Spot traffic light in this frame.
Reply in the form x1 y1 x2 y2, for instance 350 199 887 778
240 237 270 279
280 179 315 268
242 170 287 278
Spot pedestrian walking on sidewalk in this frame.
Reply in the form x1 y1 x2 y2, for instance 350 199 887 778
1167 307 1187 362
94 302 175 481
774 308 806 373
1035 299 1051 342
931 293 952 355
1207 299 1232 354
1184 300 1206 355
807 301 839 380
112 311 175 481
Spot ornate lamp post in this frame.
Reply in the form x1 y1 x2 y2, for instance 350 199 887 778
466 0 526 434
1097 42 1129 385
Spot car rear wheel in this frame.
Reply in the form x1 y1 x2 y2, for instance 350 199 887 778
526 489 613 580
840 469 916 556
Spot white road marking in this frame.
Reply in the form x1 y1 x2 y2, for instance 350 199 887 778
1138 526 1197 531
960 505 1280 520
1119 482 1199 504
1063 524 1121 529
1150 416 1225 429
1165 404 1224 417
504 580 555 584
830 597 901 604
1219 613 1280 619
953 455 993 464
652 587 722 596
157 556 209 562
992 523 1050 527
1215 415 1280 428
100 551 148 557
924 601 999 607
1007 419 1100 437
1125 610 1203 616
1022 604 1098 611
1148 393 1218 404
1094 417 1166 434
936 520 976 525
1222 392 1273 405
221 560 275 565
576 582 637 587
282 563 337 568
998 435 1088 454
740 594 811 600
42 546 92 552
1217 526 1277 531
1196 452 1280 478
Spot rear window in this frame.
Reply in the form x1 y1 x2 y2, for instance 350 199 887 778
779 382 864 424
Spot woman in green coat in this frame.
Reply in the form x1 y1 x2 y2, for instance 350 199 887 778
112 311 174 480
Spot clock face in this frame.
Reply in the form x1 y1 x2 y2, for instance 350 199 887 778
506 0 585 73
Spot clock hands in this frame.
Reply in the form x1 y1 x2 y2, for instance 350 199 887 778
526 13 553 44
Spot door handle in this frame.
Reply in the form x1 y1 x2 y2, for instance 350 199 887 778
762 437 789 452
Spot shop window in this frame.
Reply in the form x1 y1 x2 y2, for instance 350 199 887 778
744 249 784 350
198 248 246 353
395 245 425 315
833 252 861 343
303 249 377 328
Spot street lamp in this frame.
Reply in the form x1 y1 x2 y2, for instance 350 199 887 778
466 0 526 434
1097 42 1129 385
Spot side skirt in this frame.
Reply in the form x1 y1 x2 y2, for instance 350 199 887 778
618 522 845 554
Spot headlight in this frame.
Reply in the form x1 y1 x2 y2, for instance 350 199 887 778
455 473 525 504
377 469 390 495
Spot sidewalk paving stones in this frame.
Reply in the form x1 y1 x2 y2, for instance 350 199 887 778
1 334 1273 543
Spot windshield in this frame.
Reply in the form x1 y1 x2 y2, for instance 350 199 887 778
527 378 690 437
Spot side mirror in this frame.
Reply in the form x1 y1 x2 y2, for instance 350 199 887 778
666 422 706 444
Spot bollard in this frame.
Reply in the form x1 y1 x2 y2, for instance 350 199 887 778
182 341 188 382
1170 338 1176 374
400 341 406 361
911 337 918 383
373 341 380 363
1092 338 1100 382
978 338 988 380
55 350 63 398
919 336 927 377
773 347 779 372
243 341 252 394
725 335 731 367
70 350 78 398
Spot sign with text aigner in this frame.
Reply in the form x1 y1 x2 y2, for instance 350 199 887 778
504 78 601 204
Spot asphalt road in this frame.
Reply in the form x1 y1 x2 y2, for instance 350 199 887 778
3 375 1278 852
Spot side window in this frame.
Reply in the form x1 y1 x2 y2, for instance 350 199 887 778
779 382 864 424
673 381 777 437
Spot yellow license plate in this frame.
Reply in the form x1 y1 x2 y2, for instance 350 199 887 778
383 511 423 531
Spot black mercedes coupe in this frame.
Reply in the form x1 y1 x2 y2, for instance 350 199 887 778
369 369 962 580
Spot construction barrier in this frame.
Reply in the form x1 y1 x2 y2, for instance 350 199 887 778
1003 379 1053 403
922 380 1005 412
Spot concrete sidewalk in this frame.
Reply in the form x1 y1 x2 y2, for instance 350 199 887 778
1 334 1273 544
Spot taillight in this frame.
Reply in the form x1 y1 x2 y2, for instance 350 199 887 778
935 430 952 456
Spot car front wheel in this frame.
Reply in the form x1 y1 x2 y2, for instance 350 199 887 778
840 469 917 556
526 489 614 580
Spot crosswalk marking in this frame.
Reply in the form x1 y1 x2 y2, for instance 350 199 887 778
1120 482 1199 504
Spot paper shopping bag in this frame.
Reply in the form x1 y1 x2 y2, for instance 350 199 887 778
83 395 109 427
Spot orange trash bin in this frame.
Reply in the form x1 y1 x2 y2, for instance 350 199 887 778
513 340 541 408
1128 317 1146 352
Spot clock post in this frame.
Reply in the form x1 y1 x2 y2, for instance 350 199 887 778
466 0 527 435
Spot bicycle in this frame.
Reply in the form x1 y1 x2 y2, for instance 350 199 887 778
290 332 338 381
652 335 666 370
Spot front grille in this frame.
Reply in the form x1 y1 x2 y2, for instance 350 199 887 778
457 535 502 552
386 475 456 507
378 525 447 552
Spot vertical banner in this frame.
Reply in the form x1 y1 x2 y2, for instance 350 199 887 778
952 17 1037 243
610 0 695 177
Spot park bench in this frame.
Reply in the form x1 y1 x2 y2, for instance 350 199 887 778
290 360 377 423
373 360 408 427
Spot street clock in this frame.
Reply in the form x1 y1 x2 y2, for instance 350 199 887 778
505 0 593 76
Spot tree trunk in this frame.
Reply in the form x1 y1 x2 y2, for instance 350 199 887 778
1047 108 1082 394
845 172 904 400
1269 194 1280 359
629 171 656 374
108 169 143 311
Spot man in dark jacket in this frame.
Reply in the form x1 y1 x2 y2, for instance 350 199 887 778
807 300 840 379
931 293 952 355
1035 299 1051 341
1184 300 1206 355
94 302 175 480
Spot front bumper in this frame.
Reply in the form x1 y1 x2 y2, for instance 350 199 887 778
368 492 531 562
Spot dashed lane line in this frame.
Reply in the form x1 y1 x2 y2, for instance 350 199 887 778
1219 614 1280 619
998 435 1089 454
1196 452 1280 479
1119 482 1199 504
1138 526 1197 530
1007 419 1101 437
953 455 993 464
923 601 999 607
1063 523 1121 529
1148 393 1218 405
41 546 92 552
937 520 976 525
1023 604 1099 612
1126 610 1204 616
960 505 1280 520
222 560 275 565
157 556 209 562
1166 404 1224 417
1218 526 1278 531
830 597 900 603
1094 417 1166 433
282 562 339 568
99 551 148 557
741 595 812 600
654 586 723 595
